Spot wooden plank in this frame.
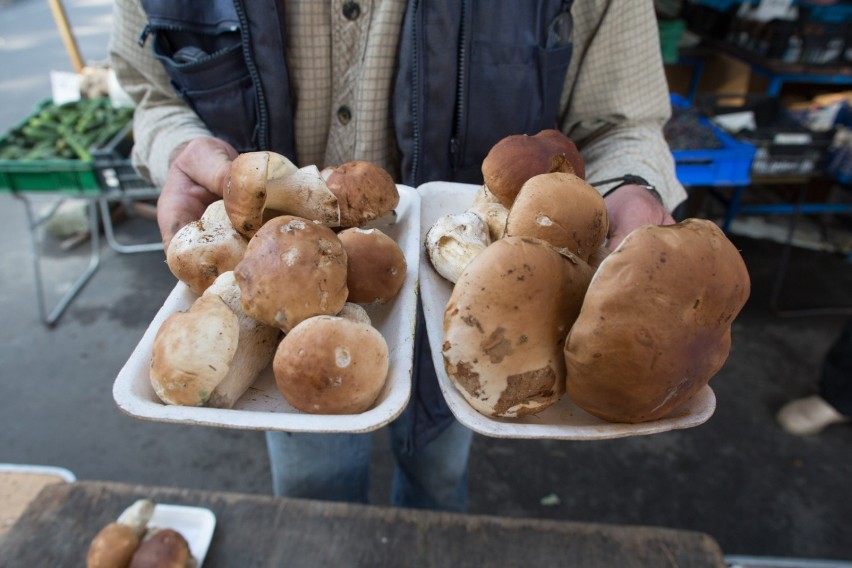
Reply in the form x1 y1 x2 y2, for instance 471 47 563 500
0 481 726 567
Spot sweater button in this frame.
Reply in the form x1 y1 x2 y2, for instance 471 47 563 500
337 106 352 125
342 1 361 21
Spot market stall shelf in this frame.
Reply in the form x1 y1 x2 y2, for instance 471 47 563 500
112 185 420 433
418 182 716 440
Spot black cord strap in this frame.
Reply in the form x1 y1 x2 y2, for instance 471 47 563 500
590 174 663 203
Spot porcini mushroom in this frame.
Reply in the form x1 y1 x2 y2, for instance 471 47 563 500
505 172 608 262
338 227 407 304
225 151 340 238
443 236 593 417
321 161 399 227
234 215 348 332
564 219 751 423
149 294 239 407
87 499 154 568
202 271 281 408
273 315 389 414
129 529 191 568
166 200 248 295
337 302 372 325
425 211 491 284
481 129 585 208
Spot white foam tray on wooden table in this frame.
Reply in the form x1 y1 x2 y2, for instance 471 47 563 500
112 185 420 433
417 181 716 440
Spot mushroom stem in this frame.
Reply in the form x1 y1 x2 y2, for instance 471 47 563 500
265 165 341 226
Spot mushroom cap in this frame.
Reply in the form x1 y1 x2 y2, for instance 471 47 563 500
321 161 399 227
273 315 389 414
129 529 191 568
338 228 407 304
425 211 491 284
443 236 593 417
87 522 139 568
564 219 751 423
481 129 585 208
234 216 348 332
166 200 248 295
150 294 240 406
224 151 299 238
505 172 608 262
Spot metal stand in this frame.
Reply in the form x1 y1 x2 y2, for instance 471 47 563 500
14 186 162 327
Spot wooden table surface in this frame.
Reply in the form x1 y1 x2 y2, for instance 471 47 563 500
0 480 726 567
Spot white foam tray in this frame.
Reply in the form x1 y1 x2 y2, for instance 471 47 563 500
417 181 716 440
113 186 420 433
149 504 216 567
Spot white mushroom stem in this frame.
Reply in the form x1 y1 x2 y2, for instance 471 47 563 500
426 211 491 284
116 499 155 539
203 271 281 408
266 164 341 226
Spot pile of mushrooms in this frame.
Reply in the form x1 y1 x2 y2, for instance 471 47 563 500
429 129 751 423
152 153 405 415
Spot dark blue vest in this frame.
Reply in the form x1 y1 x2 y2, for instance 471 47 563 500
139 0 573 187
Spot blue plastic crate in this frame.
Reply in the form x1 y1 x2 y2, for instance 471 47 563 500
669 95 756 187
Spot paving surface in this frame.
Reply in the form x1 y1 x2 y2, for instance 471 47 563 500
1 0 851 563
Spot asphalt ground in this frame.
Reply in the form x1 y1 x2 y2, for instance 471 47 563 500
1 0 851 563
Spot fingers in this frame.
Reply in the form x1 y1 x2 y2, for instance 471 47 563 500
604 184 674 250
172 137 238 199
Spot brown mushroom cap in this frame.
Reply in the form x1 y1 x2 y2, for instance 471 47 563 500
443 236 593 418
150 294 240 407
273 315 389 414
481 129 585 208
338 228 407 304
234 216 348 332
505 172 608 262
564 219 751 423
87 522 139 568
166 200 248 295
321 161 399 227
225 151 298 238
129 529 191 568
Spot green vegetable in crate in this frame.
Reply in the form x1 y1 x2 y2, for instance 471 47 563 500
0 98 133 162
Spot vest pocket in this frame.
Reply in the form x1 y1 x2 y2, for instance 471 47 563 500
150 30 258 152
459 40 572 176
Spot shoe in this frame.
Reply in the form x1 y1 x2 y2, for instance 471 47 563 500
776 395 851 436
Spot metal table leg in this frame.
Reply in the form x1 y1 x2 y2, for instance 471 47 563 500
98 193 163 254
15 192 101 327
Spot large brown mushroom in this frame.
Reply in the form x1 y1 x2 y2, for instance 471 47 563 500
443 236 593 418
224 151 340 238
481 129 585 208
234 215 349 332
129 529 191 568
564 219 751 423
338 228 407 304
505 172 608 262
87 499 154 568
273 315 389 414
321 161 399 227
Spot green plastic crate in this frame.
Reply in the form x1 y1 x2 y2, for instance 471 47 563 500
0 99 131 195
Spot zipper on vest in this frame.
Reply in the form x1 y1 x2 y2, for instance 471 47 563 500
234 0 269 150
138 23 240 48
449 0 468 173
409 0 422 186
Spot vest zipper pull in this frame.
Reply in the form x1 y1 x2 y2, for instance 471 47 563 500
138 24 151 47
450 137 461 170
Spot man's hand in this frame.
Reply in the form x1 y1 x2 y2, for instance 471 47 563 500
604 184 675 250
157 137 238 249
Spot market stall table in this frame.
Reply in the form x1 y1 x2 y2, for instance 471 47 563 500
0 480 727 567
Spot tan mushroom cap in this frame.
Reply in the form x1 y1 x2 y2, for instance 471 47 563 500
234 215 348 332
443 236 593 418
481 129 585 208
564 219 751 424
321 161 399 227
87 523 139 568
505 172 608 262
273 315 389 414
166 200 248 295
338 228 407 304
149 294 240 407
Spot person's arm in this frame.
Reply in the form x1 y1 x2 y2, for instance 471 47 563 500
559 0 684 248
109 0 235 247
